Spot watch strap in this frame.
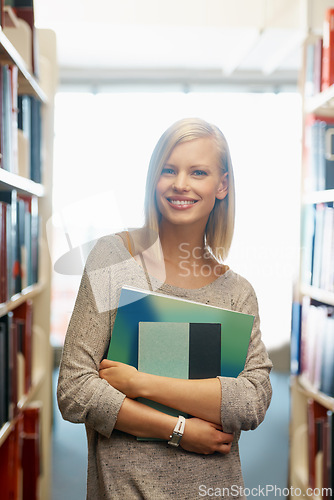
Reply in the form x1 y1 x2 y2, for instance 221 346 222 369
168 415 186 447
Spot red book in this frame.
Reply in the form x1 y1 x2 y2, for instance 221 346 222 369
0 201 7 303
314 37 323 95
307 399 328 490
22 403 42 500
9 318 19 418
322 8 334 90
8 65 18 175
0 416 23 500
0 0 3 29
13 300 33 394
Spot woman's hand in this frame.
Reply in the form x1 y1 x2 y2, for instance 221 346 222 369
99 359 142 399
180 417 234 455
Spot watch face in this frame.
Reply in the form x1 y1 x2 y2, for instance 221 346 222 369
168 433 182 447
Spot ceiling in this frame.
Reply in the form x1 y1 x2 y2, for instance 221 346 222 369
33 0 331 90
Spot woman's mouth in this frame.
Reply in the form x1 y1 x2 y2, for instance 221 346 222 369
166 197 198 209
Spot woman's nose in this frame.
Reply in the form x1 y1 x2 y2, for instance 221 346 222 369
172 172 190 191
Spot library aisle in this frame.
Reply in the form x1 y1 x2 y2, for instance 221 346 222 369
52 369 87 500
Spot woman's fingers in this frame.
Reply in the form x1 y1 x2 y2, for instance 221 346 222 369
180 417 234 455
99 359 124 370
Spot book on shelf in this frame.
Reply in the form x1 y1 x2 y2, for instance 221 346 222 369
0 312 17 427
0 201 8 303
17 94 31 178
0 64 18 174
304 37 323 98
322 8 334 91
290 300 302 376
319 312 334 399
300 201 334 293
0 401 42 500
0 414 23 500
9 65 18 176
30 96 42 183
0 190 39 300
107 286 254 379
21 402 42 499
0 321 7 427
300 204 316 287
0 89 42 182
5 1 34 6
325 410 334 496
303 114 334 193
297 9 334 97
13 300 32 395
312 203 326 289
17 94 42 183
307 400 329 491
300 298 334 398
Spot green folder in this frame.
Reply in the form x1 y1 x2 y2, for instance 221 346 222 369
108 286 254 378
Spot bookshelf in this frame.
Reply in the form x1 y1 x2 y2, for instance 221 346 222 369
0 5 57 499
289 5 334 498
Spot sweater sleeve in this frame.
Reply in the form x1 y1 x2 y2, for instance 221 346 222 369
218 280 273 434
57 245 126 438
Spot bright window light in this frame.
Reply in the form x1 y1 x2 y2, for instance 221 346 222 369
51 91 302 351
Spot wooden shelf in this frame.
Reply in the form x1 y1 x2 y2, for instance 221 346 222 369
294 375 334 411
0 282 45 318
17 368 45 410
0 25 56 500
305 84 334 114
291 19 334 500
302 189 334 205
300 284 334 306
0 421 12 447
0 168 45 196
0 28 47 103
289 468 309 496
0 368 45 446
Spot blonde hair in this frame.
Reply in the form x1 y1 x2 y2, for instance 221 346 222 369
144 117 235 262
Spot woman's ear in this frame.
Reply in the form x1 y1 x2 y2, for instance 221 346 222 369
216 172 229 200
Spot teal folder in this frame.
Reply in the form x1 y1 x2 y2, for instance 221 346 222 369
107 286 254 378
137 321 222 440
137 322 189 418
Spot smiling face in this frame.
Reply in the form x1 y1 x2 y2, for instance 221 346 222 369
155 136 228 231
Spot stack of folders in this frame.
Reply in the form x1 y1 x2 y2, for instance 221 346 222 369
107 286 254 439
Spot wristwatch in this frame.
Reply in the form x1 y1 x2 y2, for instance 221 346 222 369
168 415 186 447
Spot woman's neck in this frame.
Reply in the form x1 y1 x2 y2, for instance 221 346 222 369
156 220 227 289
158 222 207 263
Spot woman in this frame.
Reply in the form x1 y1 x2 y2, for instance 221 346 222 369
57 117 272 499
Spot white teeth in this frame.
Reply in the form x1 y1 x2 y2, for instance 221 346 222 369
169 200 196 205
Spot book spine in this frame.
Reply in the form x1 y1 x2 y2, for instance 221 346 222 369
21 403 42 500
301 200 334 294
0 414 23 499
307 400 334 495
322 9 334 91
0 201 8 303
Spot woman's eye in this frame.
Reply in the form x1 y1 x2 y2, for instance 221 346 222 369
161 168 175 175
193 170 207 176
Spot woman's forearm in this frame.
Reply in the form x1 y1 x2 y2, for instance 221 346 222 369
115 396 234 455
139 374 222 424
115 397 177 439
99 360 222 425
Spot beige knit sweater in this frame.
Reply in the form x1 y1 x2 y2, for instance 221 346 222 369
57 234 273 499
